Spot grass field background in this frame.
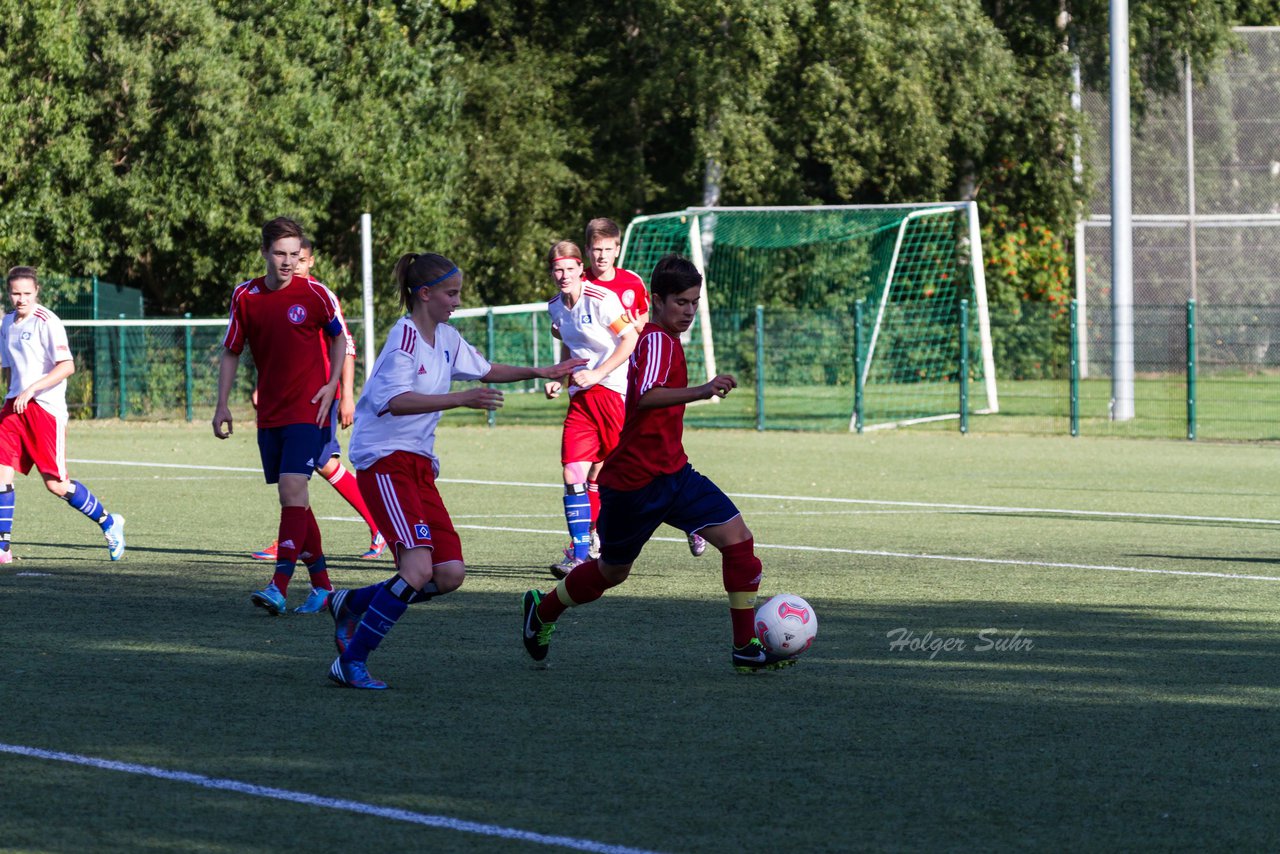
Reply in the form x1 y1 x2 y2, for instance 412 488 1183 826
2 419 1279 851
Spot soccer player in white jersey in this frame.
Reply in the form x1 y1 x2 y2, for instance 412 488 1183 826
543 239 637 577
323 251 584 689
0 266 125 563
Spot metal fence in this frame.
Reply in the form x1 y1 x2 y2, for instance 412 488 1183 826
1079 27 1280 373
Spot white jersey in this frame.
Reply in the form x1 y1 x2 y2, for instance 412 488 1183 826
0 306 73 419
349 317 492 472
548 283 631 396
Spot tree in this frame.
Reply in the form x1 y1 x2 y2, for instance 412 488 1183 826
0 0 462 324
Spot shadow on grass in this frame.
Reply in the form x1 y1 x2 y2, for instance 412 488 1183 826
2 567 1278 851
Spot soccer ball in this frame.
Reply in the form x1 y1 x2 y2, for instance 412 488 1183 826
754 593 818 657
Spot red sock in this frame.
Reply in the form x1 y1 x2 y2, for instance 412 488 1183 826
273 506 310 594
537 559 614 623
586 481 600 528
326 463 378 539
721 538 763 647
302 509 332 590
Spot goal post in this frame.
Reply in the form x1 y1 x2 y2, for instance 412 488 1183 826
619 203 999 431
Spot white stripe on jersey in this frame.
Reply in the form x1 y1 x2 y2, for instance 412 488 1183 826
635 330 669 397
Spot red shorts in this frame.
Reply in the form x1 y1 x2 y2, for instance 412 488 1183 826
356 450 463 565
561 385 624 466
0 399 66 480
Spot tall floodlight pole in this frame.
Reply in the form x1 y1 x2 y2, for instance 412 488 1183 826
1110 0 1135 420
361 213 375 380
1072 53 1089 378
1185 53 1197 303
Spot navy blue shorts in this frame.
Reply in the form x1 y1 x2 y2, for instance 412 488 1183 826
320 399 342 460
597 463 740 565
257 423 331 484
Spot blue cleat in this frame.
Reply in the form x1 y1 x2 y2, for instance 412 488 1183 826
328 589 361 653
328 656 387 690
104 514 126 561
250 584 287 616
292 587 331 614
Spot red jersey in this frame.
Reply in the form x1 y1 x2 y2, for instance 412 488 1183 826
222 275 346 429
587 268 649 318
598 323 689 491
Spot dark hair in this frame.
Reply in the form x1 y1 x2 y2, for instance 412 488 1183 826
261 217 305 250
6 265 38 288
393 252 460 310
546 240 583 268
300 237 314 252
584 217 622 247
649 254 701 299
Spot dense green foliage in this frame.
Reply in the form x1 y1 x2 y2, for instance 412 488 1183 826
0 0 1273 319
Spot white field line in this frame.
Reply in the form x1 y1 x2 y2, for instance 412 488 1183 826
68 458 1280 582
67 459 1280 527
0 743 664 854
452 523 1280 583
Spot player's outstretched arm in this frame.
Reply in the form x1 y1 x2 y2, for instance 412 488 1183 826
385 387 506 415
481 357 587 385
212 349 240 439
638 373 737 410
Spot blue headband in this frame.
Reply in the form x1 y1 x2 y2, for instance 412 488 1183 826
412 265 458 292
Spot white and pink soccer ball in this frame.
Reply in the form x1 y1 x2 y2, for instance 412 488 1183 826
754 593 818 657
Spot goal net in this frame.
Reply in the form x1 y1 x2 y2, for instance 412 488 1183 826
619 204 998 431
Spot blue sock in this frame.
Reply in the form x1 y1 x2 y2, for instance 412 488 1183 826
564 483 591 559
344 582 382 617
63 481 110 529
343 575 415 663
0 485 13 551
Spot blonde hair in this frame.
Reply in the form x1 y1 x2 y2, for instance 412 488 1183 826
392 252 459 310
546 240 583 269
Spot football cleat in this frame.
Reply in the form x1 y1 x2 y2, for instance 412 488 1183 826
292 587 332 614
549 548 583 580
328 589 361 654
104 514 126 561
328 656 387 690
588 529 601 560
0 549 12 565
250 584 287 616
251 540 278 561
359 532 386 560
731 638 797 673
521 589 556 663
687 532 707 557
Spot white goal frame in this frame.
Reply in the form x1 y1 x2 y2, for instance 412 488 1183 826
620 203 999 430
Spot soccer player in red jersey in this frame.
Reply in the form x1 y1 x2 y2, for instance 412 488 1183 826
249 239 386 563
521 254 795 673
584 217 706 559
542 240 637 578
0 267 125 563
324 252 585 689
212 217 348 616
